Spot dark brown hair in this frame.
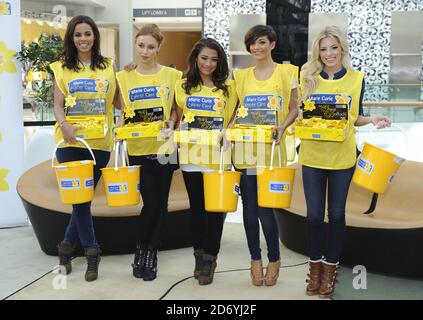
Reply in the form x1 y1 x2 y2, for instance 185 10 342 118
182 38 229 97
244 25 277 53
61 15 108 71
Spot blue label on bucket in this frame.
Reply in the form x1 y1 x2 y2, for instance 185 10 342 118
108 183 128 194
233 184 240 195
85 178 94 188
357 157 374 175
269 181 290 193
60 178 81 190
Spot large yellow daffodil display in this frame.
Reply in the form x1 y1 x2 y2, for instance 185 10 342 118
0 41 16 74
0 1 11 16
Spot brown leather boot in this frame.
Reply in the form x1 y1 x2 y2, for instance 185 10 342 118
250 260 264 286
319 262 338 299
198 254 217 285
84 247 101 282
306 261 322 295
193 249 204 279
57 242 74 275
264 259 281 286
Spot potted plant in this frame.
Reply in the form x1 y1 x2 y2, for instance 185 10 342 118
16 33 63 121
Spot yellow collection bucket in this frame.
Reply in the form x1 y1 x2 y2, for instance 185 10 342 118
52 138 96 204
257 141 296 208
101 141 140 207
352 124 406 194
203 146 241 213
353 143 405 194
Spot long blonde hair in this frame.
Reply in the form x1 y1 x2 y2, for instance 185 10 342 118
300 26 352 102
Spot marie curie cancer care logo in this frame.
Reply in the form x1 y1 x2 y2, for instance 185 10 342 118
60 178 94 190
107 183 128 194
68 79 110 94
357 157 374 175
0 1 11 15
269 181 290 193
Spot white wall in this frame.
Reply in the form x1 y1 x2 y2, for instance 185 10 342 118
94 0 133 69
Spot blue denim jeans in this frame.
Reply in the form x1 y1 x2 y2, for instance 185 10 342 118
302 165 355 263
239 170 280 262
56 147 110 248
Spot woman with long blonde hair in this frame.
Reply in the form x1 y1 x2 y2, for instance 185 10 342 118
299 26 391 298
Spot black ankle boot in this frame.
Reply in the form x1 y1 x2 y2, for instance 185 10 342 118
132 244 147 279
198 254 217 286
142 246 158 281
57 242 74 275
193 249 204 279
84 247 101 282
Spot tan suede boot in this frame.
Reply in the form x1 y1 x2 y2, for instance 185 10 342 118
264 259 281 286
319 261 338 299
306 261 322 296
250 260 264 286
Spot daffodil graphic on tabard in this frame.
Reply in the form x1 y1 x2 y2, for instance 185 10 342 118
0 1 11 15
236 105 249 119
156 86 169 98
65 95 77 108
95 79 108 93
0 168 10 191
335 94 351 105
151 80 159 86
124 106 136 119
183 111 195 124
334 87 341 94
268 95 280 110
303 99 316 112
0 41 16 73
213 98 224 112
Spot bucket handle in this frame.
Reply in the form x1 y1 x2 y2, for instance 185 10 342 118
51 137 97 168
358 123 408 159
269 140 282 170
113 140 130 171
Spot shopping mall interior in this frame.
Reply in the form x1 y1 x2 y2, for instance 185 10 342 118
0 0 422 302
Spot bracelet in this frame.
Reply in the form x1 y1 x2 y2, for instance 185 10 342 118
58 119 68 127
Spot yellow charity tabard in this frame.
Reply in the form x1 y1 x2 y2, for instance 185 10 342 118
50 59 116 151
116 67 182 156
298 69 364 169
232 63 298 169
175 79 238 170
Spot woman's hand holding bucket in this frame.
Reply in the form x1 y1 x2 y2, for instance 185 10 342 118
370 115 392 129
60 122 84 144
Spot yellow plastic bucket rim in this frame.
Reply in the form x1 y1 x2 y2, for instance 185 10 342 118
101 165 140 172
54 159 94 169
362 142 404 160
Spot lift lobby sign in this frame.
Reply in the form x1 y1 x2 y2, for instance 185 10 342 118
133 8 202 18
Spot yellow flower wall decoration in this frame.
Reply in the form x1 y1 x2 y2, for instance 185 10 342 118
124 107 136 119
0 41 16 73
183 111 195 123
0 1 11 15
303 99 316 112
236 106 249 118
0 168 9 191
65 95 76 108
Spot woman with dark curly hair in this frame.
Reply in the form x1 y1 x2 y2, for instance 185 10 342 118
175 38 238 285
